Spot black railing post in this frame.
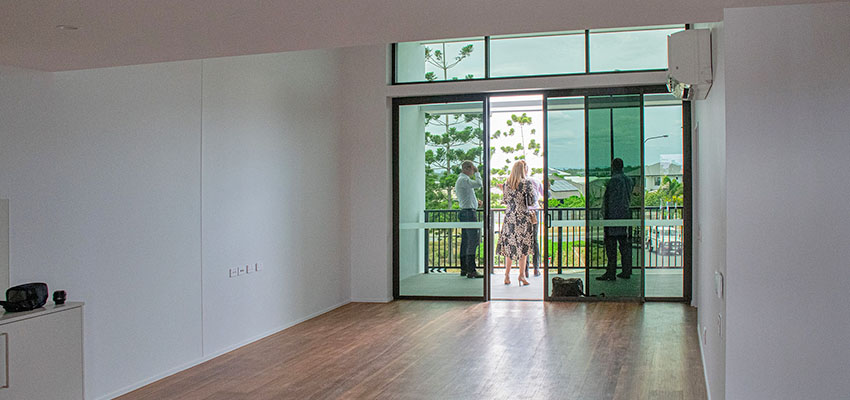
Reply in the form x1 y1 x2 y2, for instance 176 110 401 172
424 210 430 273
557 209 563 274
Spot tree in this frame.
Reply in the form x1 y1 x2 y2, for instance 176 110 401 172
489 113 542 206
645 176 684 207
424 43 474 81
424 113 483 209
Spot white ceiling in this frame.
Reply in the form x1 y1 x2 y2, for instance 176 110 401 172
0 0 836 71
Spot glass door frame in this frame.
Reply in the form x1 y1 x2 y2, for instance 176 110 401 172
541 85 691 302
392 87 692 302
393 94 491 301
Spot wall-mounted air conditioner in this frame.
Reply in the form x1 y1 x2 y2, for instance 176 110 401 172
667 29 713 100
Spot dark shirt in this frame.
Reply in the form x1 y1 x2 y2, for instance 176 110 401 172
603 171 633 236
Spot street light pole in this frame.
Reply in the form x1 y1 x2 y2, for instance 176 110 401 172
644 134 669 144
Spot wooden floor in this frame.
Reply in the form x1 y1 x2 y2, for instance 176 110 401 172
119 301 707 400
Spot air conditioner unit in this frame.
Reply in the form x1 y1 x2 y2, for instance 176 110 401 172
667 29 713 100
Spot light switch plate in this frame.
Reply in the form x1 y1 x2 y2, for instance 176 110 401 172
238 265 247 275
229 267 238 278
715 271 724 299
255 262 263 272
245 264 253 274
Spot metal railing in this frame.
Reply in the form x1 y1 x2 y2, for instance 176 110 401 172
423 207 683 273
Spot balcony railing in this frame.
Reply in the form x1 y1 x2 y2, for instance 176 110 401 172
423 207 683 273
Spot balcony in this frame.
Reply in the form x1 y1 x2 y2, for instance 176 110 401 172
403 207 684 298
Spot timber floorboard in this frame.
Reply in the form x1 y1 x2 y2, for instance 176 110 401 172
119 301 707 400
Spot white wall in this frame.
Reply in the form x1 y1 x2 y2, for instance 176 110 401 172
201 51 349 355
0 199 8 289
693 21 727 400
340 45 394 302
723 2 850 399
0 62 205 399
0 49 349 399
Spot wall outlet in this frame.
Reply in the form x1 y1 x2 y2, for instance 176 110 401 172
229 267 238 278
702 326 708 345
255 262 263 272
238 265 247 275
245 264 253 274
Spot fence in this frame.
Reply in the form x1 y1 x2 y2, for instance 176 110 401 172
423 207 683 273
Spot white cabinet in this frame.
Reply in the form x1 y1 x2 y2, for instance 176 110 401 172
0 303 84 400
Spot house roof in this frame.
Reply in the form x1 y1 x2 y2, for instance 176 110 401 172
550 179 582 193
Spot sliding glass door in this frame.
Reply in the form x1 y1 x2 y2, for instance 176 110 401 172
393 88 689 301
544 89 686 301
585 94 644 298
394 97 488 299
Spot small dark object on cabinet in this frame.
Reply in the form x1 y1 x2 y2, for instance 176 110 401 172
53 290 67 305
0 282 49 312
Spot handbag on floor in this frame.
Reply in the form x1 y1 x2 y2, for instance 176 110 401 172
551 277 584 297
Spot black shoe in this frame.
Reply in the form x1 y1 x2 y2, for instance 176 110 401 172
616 272 631 279
596 274 616 281
467 272 484 279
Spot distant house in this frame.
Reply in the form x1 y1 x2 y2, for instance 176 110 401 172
549 178 583 199
548 169 585 199
645 162 683 191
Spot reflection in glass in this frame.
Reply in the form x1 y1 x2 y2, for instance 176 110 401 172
545 97 587 297
589 26 684 72
396 38 486 83
490 32 585 78
398 101 486 297
586 95 643 297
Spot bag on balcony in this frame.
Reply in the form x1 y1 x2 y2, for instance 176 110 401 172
551 277 584 297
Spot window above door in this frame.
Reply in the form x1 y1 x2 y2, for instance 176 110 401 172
393 25 685 84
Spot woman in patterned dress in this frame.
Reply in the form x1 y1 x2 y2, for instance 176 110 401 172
496 160 536 286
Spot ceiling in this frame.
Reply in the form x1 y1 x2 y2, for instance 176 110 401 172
0 0 836 71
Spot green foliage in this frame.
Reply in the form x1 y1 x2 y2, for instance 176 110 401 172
491 113 541 179
645 175 684 207
424 43 474 81
548 195 585 208
424 113 484 209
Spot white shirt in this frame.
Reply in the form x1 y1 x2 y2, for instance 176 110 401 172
528 178 544 210
455 172 483 209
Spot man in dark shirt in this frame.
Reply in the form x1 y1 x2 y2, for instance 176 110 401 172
597 158 634 281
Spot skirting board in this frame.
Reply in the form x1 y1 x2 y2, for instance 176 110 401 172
96 300 351 400
351 297 393 303
697 323 713 400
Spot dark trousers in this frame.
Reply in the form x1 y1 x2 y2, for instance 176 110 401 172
525 217 540 276
604 235 632 277
459 209 480 275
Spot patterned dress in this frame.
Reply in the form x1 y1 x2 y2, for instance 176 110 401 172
496 179 536 260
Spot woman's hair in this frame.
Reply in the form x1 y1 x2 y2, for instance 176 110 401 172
506 160 527 191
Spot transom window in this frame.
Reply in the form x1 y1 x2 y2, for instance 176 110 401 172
393 25 685 84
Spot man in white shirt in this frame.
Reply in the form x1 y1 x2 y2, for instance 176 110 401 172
455 161 484 278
